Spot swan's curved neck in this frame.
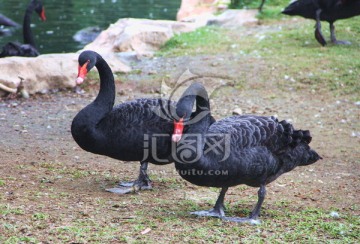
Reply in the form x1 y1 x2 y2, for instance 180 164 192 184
177 83 211 121
23 4 36 46
175 83 212 166
92 55 116 112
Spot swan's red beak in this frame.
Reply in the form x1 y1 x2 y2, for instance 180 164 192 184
40 7 46 21
172 117 184 143
76 61 89 85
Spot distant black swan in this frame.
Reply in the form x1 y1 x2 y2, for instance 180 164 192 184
282 0 360 46
172 83 322 222
72 50 189 194
0 0 46 57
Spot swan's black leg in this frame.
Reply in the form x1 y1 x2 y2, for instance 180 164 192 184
118 162 151 187
106 162 152 194
258 0 266 12
249 184 266 219
191 187 228 218
132 162 152 191
330 22 351 45
314 9 327 46
222 184 265 224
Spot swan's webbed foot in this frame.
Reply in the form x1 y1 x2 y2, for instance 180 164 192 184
190 206 225 218
223 216 261 225
105 186 135 194
106 162 152 194
332 40 351 45
105 180 152 194
191 187 227 219
329 23 351 45
117 181 135 187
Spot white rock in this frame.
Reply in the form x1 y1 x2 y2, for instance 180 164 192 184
233 108 243 115
0 53 130 96
207 9 258 27
83 18 198 56
330 211 340 218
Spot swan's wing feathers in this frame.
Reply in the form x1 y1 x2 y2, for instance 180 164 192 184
0 42 21 57
110 98 176 130
0 42 39 57
208 115 313 154
209 115 279 149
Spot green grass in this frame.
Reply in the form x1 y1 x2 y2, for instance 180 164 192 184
159 26 231 57
158 15 360 98
1 197 359 243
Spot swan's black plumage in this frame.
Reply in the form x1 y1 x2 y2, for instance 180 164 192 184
0 0 46 58
72 50 180 194
282 0 360 46
173 83 322 222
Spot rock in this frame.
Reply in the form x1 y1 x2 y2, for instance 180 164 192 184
176 0 233 27
177 0 220 21
207 9 258 27
233 108 243 115
83 18 199 56
0 53 131 96
73 26 102 44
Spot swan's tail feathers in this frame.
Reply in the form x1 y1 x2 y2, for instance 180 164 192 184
291 129 312 146
282 0 301 15
278 120 312 147
282 0 316 17
275 119 322 166
305 148 322 165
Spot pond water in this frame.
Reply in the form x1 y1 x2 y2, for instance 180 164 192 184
0 0 181 54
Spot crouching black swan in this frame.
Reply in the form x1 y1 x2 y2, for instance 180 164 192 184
0 0 46 58
282 0 360 46
171 83 322 222
72 50 184 194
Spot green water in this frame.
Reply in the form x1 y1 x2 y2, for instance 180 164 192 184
0 0 181 54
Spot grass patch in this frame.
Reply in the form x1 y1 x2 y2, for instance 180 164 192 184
158 15 360 97
158 26 231 57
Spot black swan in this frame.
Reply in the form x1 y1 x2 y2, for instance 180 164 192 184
282 0 360 46
172 83 322 223
0 0 46 58
72 50 186 194
0 14 19 27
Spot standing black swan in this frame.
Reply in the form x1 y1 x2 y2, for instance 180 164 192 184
0 0 46 58
72 50 184 194
282 0 360 46
171 83 322 222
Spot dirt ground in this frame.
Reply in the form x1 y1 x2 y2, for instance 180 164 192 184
0 49 359 241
